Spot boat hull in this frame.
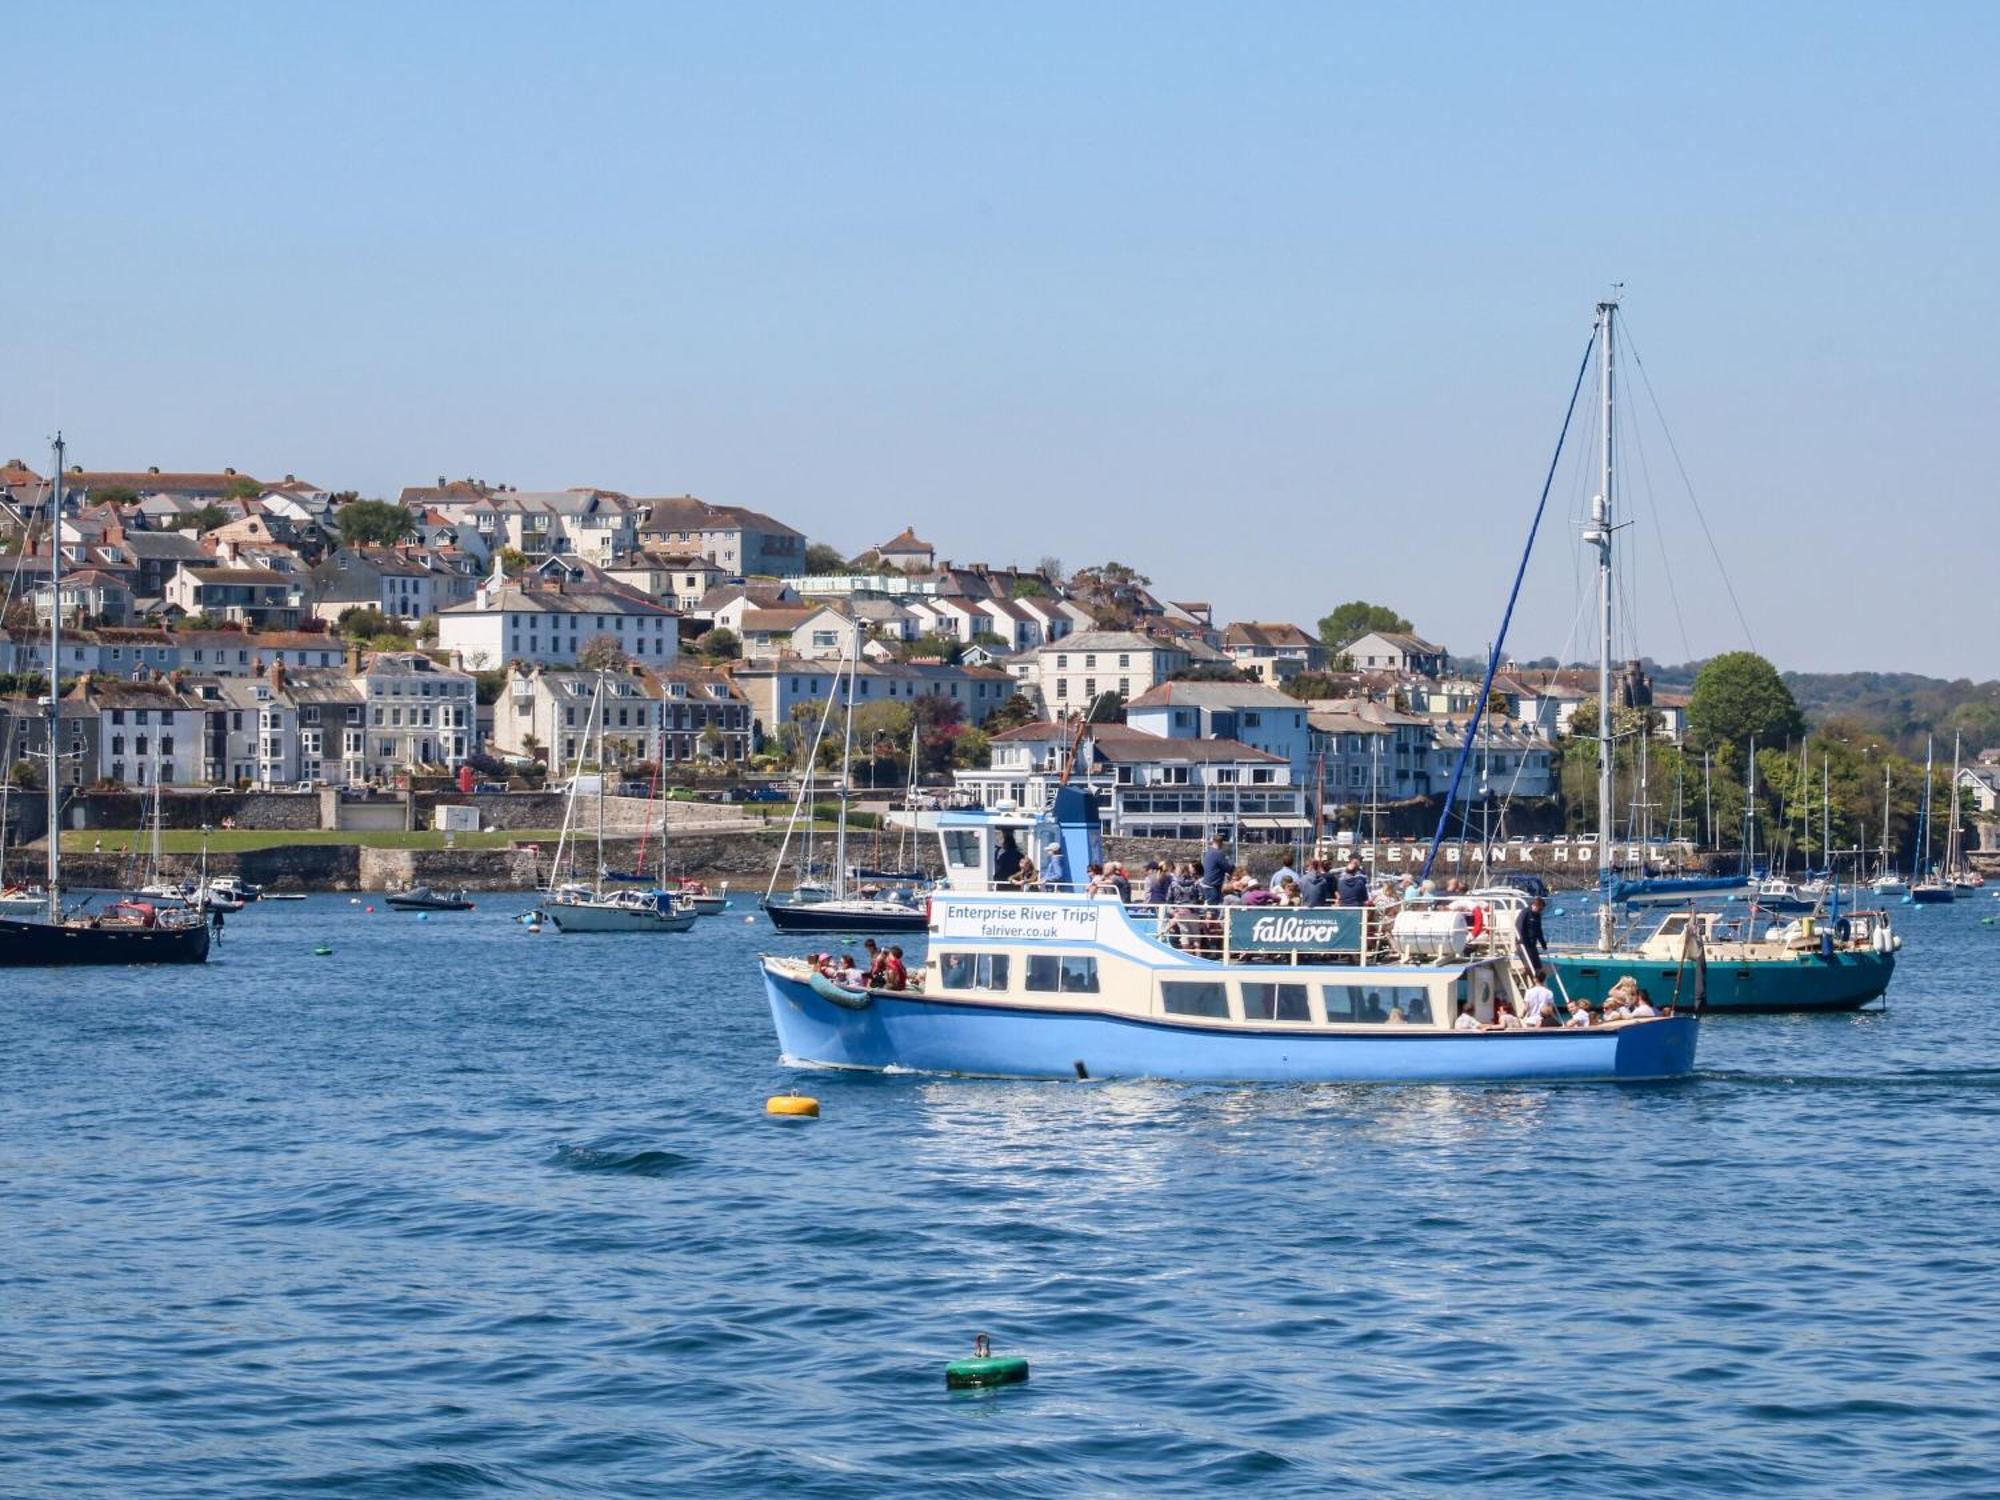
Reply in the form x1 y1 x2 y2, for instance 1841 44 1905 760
0 915 212 966
1909 886 1954 905
765 901 928 935
547 901 696 933
1545 948 1894 1013
759 964 1696 1083
385 897 475 912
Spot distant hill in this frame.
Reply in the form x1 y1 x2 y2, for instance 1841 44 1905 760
1525 657 2000 755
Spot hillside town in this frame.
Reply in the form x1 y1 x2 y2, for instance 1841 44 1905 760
6 458 1976 847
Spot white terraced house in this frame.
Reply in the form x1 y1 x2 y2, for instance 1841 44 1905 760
436 568 680 670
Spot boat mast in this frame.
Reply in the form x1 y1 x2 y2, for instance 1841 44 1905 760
1917 734 1934 881
1946 730 1962 878
1585 296 1618 949
45 434 64 923
832 616 860 901
593 668 607 897
1880 762 1892 878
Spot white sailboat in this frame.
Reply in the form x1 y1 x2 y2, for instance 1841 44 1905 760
546 670 696 934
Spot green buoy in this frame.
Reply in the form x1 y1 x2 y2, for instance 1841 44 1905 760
946 1334 1028 1390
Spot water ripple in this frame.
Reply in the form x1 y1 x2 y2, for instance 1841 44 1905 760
1 895 1998 1495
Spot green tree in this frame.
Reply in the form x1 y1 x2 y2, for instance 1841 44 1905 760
496 546 529 576
1687 651 1805 761
803 542 848 574
695 627 740 661
1316 600 1412 651
337 499 417 547
1085 690 1126 724
224 477 262 501
578 634 628 671
335 606 408 641
988 693 1041 731
176 504 230 533
94 485 142 506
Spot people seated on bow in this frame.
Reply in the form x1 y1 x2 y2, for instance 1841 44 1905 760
1564 996 1594 1028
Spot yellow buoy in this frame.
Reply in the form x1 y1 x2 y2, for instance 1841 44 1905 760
767 1094 820 1118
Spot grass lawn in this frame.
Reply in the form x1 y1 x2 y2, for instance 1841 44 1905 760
60 829 569 854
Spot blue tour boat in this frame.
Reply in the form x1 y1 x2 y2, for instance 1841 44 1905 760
759 791 1696 1084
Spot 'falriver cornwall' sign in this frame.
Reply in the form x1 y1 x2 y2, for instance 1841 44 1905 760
1226 908 1365 955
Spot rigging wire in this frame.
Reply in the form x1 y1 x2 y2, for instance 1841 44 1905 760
1621 372 1697 663
1419 329 1598 885
1621 320 1759 653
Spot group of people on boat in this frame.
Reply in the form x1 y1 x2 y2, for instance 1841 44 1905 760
1453 967 1665 1031
809 939 913 991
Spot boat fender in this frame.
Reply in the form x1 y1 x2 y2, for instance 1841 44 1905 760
767 1094 819 1118
807 970 875 1009
1833 917 1852 943
1892 933 1903 951
1467 905 1486 938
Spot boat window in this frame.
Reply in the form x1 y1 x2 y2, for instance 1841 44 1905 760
939 952 1010 991
1026 954 1101 993
942 831 982 870
1241 982 1310 1022
1162 980 1231 1019
1322 983 1434 1025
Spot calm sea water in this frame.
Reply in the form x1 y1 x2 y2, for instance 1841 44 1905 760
3 892 1998 1497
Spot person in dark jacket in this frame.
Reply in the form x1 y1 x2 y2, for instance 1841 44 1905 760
1519 896 1548 973
1198 836 1234 905
1298 858 1332 908
1335 856 1370 907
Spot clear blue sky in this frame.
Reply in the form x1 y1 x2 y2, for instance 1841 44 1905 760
11 2 1997 678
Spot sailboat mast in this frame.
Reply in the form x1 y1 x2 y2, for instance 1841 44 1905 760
1917 734 1934 880
593 671 607 896
1946 730 1962 877
1586 296 1618 948
45 434 64 922
1881 762 1891 877
832 617 860 900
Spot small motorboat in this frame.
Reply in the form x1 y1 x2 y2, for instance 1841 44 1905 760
384 885 476 912
261 892 308 902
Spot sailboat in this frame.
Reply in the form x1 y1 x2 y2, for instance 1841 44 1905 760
1538 300 1895 1012
762 620 928 934
1910 735 1953 904
1868 763 1910 899
545 671 696 934
0 435 210 966
1939 732 1983 894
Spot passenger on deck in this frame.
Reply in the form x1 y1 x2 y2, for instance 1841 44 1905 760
1487 1000 1525 1030
1268 851 1300 891
1110 863 1132 902
1276 877 1303 907
1520 971 1558 1028
1564 997 1594 1028
1335 857 1370 907
1299 859 1332 907
1143 862 1171 906
1169 861 1201 904
1626 989 1659 1018
1005 854 1039 891
1199 836 1234 905
863 938 885 982
1041 839 1071 892
992 830 1024 887
883 946 909 990
1086 863 1119 897
1453 1001 1481 1031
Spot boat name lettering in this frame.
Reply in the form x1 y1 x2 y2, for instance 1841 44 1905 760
1231 909 1364 954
